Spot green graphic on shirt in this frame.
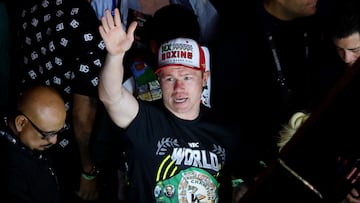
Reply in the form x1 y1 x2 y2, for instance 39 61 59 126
154 167 218 203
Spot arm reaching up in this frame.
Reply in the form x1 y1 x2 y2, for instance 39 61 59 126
98 8 139 128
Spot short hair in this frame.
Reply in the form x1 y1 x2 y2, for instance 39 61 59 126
328 0 360 40
143 4 200 45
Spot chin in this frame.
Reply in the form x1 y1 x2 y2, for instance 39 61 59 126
35 147 46 151
37 145 51 151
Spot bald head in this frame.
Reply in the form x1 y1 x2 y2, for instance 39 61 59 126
17 86 66 132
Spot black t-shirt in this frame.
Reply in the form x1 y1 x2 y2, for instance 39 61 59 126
121 101 256 202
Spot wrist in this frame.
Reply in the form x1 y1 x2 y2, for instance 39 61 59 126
81 165 100 181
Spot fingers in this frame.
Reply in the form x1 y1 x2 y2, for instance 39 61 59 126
346 190 360 203
98 7 137 53
99 14 109 34
352 188 360 197
127 21 138 39
105 9 115 30
99 9 118 33
114 8 121 27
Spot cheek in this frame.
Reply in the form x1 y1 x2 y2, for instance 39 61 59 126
160 82 172 92
337 49 345 59
20 135 36 150
355 52 360 59
160 84 172 97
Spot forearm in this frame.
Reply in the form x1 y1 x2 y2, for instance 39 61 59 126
99 52 139 128
98 53 125 106
72 93 98 171
98 8 139 128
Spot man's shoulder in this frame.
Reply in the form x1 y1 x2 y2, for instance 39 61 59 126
0 136 28 168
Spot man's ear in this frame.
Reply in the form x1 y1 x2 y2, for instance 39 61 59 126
203 71 210 87
14 115 26 132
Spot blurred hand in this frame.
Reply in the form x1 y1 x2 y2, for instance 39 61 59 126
343 188 360 203
75 176 99 201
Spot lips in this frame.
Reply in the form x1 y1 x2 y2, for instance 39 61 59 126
174 98 187 103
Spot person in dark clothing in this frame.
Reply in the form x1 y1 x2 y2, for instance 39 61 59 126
91 4 213 201
326 2 360 202
328 0 360 69
98 9 259 202
212 0 340 165
13 0 107 201
0 85 67 203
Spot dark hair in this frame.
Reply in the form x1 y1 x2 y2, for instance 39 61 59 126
328 0 360 40
143 4 200 45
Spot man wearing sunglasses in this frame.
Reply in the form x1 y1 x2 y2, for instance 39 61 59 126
0 85 67 203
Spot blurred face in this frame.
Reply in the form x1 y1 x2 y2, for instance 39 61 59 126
275 0 318 20
158 66 209 120
17 112 67 151
334 32 360 68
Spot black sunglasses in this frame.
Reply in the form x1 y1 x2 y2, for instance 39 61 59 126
19 111 69 139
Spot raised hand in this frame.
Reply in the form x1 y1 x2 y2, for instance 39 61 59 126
99 8 137 56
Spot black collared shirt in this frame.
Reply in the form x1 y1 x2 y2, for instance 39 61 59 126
0 117 59 203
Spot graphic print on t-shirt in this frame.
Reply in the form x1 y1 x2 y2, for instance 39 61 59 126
153 137 225 202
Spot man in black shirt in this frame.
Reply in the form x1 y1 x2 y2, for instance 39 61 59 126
0 85 67 203
98 9 260 202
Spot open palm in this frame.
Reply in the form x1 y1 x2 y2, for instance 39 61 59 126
99 8 137 56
